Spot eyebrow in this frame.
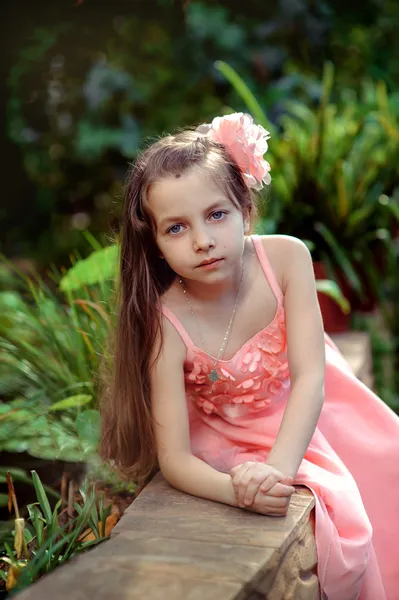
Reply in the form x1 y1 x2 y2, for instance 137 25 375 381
158 200 229 229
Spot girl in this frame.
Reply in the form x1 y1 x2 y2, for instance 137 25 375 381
100 112 399 600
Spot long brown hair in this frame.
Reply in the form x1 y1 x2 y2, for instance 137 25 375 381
99 129 255 484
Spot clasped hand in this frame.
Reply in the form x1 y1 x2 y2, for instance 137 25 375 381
230 461 296 516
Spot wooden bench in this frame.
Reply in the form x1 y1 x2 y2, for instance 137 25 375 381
16 331 372 600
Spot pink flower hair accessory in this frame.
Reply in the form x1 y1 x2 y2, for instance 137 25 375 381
196 112 271 191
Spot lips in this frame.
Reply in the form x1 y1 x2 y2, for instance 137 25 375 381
197 258 222 267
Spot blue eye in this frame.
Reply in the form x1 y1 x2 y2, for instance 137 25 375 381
211 211 226 221
167 224 183 235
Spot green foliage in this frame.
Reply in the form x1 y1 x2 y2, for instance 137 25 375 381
4 8 226 266
352 310 399 413
0 401 101 462
1 470 112 594
4 0 399 268
59 244 119 292
313 279 350 315
218 60 399 305
0 255 115 463
329 0 399 90
0 0 346 267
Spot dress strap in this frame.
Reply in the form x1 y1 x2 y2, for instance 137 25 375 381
251 234 283 301
161 305 193 349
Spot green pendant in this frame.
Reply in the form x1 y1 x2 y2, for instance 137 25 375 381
209 369 219 382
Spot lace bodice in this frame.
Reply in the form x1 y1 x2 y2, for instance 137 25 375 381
183 300 289 417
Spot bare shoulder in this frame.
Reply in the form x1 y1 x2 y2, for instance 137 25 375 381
259 234 309 255
258 235 313 292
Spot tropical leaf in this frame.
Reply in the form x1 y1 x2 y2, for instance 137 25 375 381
315 279 351 314
214 60 277 138
315 222 363 295
49 394 93 411
59 244 119 292
346 204 376 231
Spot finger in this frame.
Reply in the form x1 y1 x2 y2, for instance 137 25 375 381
236 467 260 507
267 482 296 497
236 466 268 507
279 477 296 493
279 476 296 495
259 472 283 494
230 462 250 480
230 464 249 489
229 464 241 477
243 477 263 506
260 473 293 495
230 461 254 477
231 464 253 506
281 476 293 485
253 492 291 514
265 496 291 514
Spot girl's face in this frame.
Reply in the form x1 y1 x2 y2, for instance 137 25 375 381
147 165 250 284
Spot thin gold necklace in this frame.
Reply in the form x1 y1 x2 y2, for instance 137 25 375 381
179 260 244 382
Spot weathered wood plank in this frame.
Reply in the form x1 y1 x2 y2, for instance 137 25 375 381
115 475 315 553
242 514 319 600
16 475 317 600
16 550 244 600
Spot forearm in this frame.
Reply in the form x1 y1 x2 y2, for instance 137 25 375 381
266 375 324 479
160 452 238 507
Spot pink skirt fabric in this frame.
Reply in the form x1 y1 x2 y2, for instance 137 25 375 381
188 336 399 599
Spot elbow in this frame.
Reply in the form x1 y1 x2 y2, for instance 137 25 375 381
158 451 193 490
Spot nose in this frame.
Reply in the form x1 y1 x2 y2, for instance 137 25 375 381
192 226 215 252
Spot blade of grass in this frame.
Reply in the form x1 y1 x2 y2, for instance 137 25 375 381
13 521 77 591
30 471 53 526
98 494 112 544
214 60 276 136
63 494 97 559
48 498 62 540
27 504 44 548
315 222 363 296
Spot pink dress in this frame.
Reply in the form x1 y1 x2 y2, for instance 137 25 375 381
162 234 399 600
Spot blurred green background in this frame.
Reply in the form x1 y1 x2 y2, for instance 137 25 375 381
0 1 399 584
2 0 399 268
